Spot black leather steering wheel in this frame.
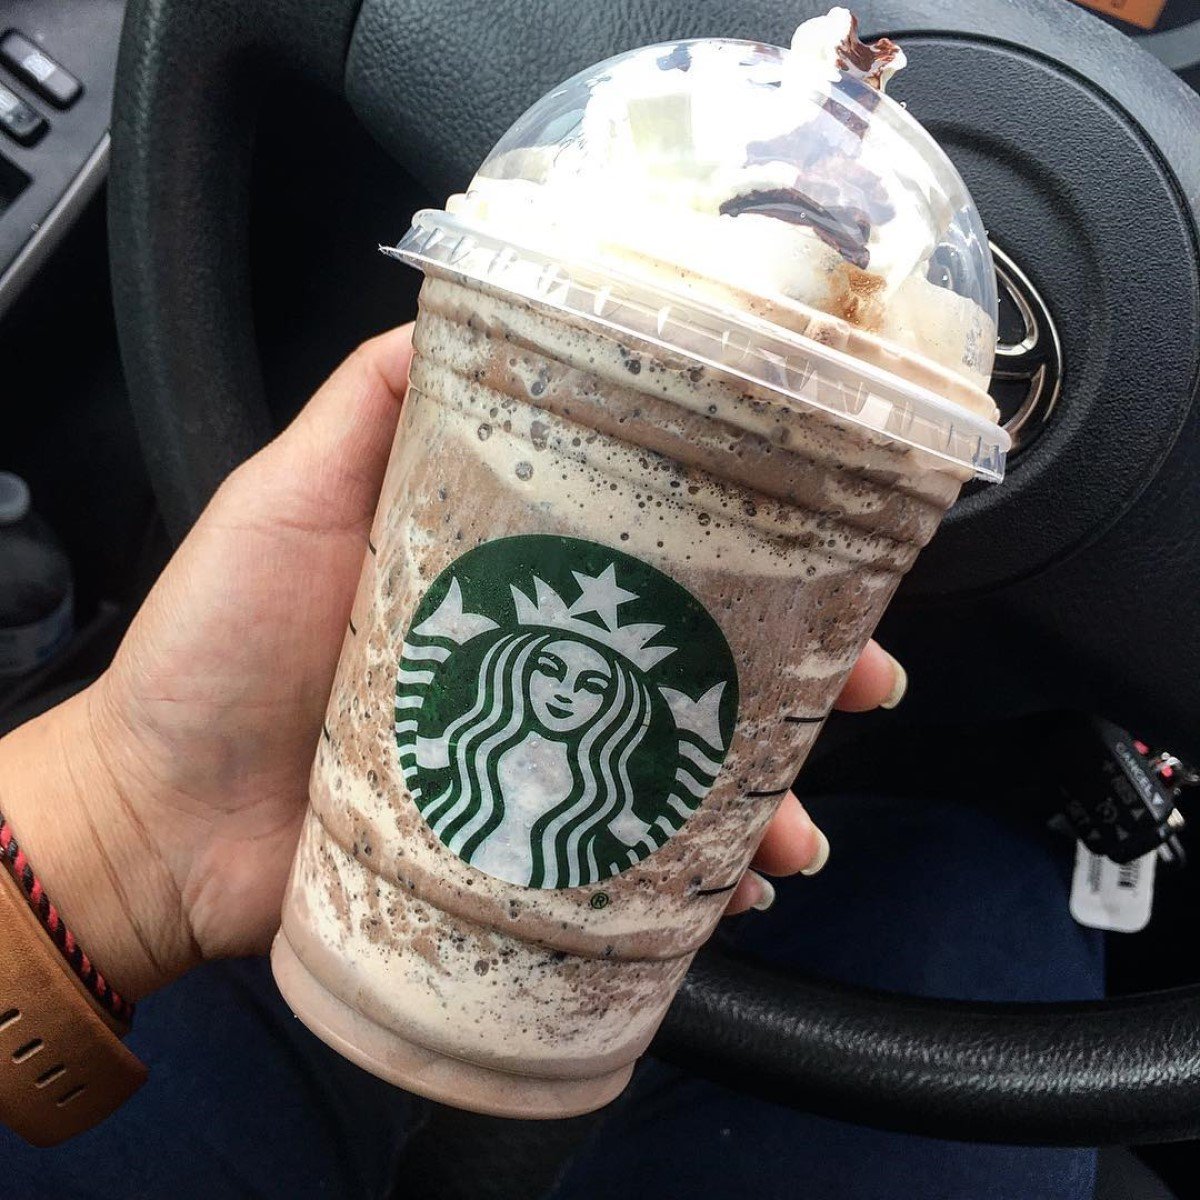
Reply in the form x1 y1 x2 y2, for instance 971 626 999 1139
109 0 1200 1147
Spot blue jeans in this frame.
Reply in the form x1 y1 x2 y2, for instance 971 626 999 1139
550 793 1104 1200
1 794 1103 1199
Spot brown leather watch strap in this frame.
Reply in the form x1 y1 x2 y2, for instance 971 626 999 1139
0 867 146 1146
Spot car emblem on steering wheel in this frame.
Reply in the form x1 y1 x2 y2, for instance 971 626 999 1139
988 242 1064 454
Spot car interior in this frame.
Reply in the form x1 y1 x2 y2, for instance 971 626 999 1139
2 0 1200 1196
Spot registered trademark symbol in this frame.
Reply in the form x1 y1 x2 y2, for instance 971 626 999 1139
590 892 610 910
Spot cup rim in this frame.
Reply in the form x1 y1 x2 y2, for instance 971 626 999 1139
384 209 1009 482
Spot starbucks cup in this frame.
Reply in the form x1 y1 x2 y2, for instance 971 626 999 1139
271 15 1008 1119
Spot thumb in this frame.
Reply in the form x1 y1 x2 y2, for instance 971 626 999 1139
230 324 415 535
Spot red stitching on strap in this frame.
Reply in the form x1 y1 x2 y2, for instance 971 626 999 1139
0 814 134 1024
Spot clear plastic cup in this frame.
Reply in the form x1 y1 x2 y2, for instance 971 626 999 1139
273 17 1008 1119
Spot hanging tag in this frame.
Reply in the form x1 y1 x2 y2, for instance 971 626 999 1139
1068 0 1167 32
1070 842 1156 933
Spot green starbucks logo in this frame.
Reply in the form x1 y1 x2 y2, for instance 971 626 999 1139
394 536 738 889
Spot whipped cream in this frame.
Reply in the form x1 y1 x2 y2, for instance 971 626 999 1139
442 14 997 389
789 6 907 90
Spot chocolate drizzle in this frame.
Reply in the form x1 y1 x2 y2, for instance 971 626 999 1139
834 12 903 90
722 12 906 271
719 188 872 270
730 127 895 270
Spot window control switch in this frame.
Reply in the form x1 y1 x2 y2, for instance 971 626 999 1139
0 31 81 110
0 84 45 146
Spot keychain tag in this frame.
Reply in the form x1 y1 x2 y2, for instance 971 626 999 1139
1070 842 1156 933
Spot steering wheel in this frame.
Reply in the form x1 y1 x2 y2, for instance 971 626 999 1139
109 0 1200 1147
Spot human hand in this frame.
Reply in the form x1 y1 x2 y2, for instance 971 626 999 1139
0 325 906 996
722 634 905 916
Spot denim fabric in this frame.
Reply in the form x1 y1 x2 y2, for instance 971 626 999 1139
549 793 1103 1200
1 794 1102 1199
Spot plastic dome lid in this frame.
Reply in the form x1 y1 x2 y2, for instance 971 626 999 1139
387 10 1008 480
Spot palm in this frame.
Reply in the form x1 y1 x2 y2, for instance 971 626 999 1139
100 333 412 960
104 503 367 957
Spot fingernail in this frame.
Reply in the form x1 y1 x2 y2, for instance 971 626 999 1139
801 827 831 876
879 654 908 710
748 871 776 912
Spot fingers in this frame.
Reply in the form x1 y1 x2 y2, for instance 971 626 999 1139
833 638 907 712
725 641 904 919
749 791 823 876
724 792 831 916
723 871 776 917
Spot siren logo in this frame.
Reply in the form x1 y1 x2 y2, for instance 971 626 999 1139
394 536 738 889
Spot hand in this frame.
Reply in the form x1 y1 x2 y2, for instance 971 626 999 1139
0 325 907 997
722 635 905 916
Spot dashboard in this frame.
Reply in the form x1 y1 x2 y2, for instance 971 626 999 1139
0 1 121 321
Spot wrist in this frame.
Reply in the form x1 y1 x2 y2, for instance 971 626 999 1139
0 684 198 1000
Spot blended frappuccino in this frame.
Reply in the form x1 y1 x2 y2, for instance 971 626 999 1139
272 9 1008 1118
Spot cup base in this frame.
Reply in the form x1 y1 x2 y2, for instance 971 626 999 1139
270 928 634 1120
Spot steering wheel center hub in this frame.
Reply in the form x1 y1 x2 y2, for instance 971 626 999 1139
878 34 1200 597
